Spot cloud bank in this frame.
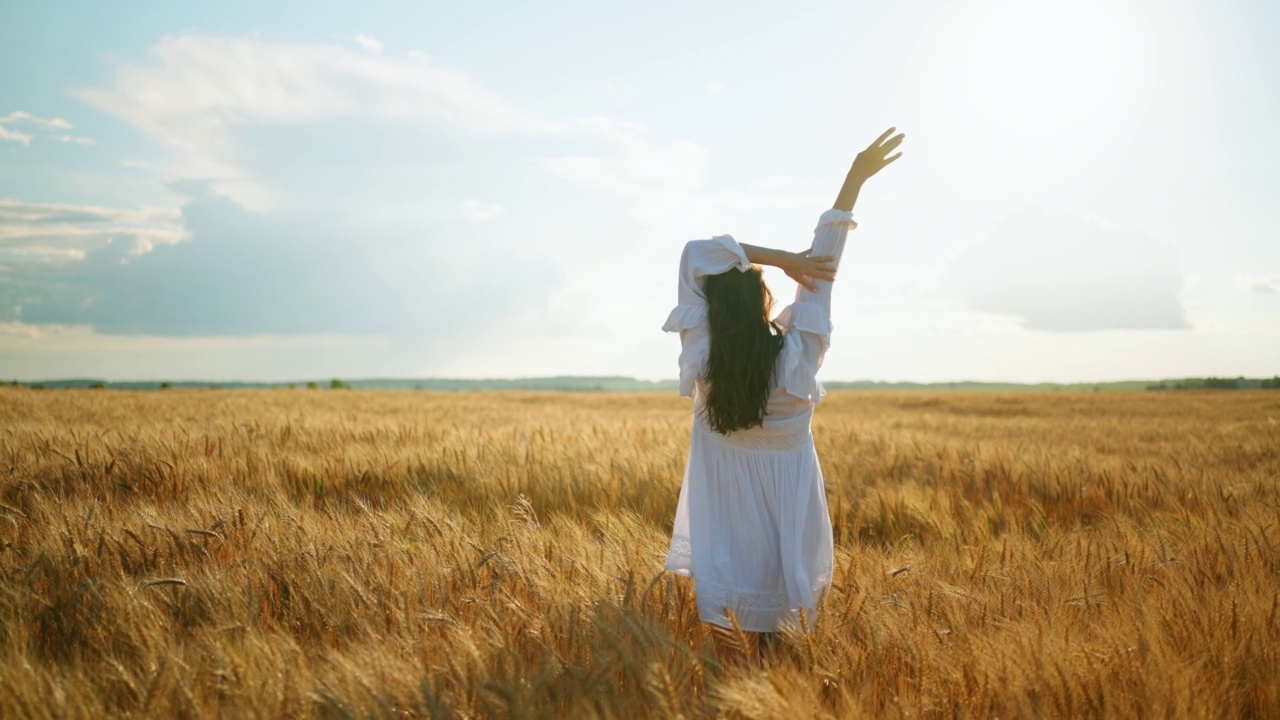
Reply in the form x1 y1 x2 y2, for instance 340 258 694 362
75 35 706 212
2 186 556 337
0 33 720 345
938 206 1190 331
0 199 187 261
1238 273 1280 295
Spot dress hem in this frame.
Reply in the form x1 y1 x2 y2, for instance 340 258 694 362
665 542 829 633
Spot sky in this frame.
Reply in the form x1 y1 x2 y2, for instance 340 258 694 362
1 0 1277 383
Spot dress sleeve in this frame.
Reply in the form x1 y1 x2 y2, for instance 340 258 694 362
773 208 857 402
662 235 751 398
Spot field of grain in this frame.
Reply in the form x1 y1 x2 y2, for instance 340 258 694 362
1 388 1277 718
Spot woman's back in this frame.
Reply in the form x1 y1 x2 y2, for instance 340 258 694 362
692 344 817 437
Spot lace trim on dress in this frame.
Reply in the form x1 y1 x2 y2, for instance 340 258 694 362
710 427 811 451
698 579 795 612
695 575 832 613
667 538 834 618
669 535 692 559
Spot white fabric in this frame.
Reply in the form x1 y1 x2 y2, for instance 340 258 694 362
662 208 856 631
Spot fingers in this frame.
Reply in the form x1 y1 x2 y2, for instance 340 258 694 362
881 133 905 155
787 253 836 290
872 127 896 147
799 272 833 291
883 151 903 166
800 251 835 262
801 263 836 282
786 264 835 291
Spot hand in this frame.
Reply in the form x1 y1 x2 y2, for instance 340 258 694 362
848 127 905 184
781 249 836 292
833 127 903 211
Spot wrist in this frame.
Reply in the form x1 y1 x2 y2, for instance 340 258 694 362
833 178 863 212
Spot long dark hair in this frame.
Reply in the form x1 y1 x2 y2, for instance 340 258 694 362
701 266 784 433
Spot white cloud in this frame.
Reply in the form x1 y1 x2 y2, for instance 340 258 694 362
541 116 710 210
0 111 90 146
75 36 544 210
0 321 49 339
1 111 73 129
0 125 32 145
707 81 725 92
461 199 505 221
1237 272 1280 295
937 206 1190 331
74 35 705 213
0 198 188 261
352 34 385 53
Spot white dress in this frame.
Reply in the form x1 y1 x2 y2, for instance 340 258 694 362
662 208 856 632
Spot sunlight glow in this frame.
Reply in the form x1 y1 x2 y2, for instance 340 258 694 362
952 0 1160 146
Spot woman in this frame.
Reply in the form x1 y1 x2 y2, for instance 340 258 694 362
662 128 904 654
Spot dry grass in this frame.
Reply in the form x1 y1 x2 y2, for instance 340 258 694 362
1 388 1278 718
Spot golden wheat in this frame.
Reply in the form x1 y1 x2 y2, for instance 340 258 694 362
0 388 1277 718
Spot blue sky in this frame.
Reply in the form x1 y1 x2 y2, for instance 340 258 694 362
2 0 1277 382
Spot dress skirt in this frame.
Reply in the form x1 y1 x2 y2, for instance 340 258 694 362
664 418 835 632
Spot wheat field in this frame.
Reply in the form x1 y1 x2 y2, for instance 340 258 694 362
0 388 1277 718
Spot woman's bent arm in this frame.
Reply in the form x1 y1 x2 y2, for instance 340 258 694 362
739 243 834 292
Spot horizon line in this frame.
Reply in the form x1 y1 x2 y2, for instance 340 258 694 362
5 374 1276 388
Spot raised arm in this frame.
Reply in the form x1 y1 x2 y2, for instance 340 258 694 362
738 128 905 293
771 128 905 401
799 127 906 303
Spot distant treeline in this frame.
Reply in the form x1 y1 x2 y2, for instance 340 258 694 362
7 376 1280 392
4 376 678 392
1145 377 1280 391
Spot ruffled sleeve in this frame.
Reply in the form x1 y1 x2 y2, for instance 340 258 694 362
663 235 751 397
779 330 826 403
775 209 857 402
663 235 751 330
